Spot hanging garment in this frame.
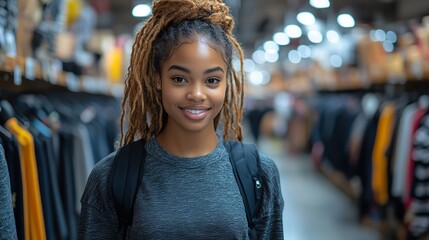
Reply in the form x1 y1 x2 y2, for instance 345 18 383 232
348 112 368 169
392 103 418 198
357 111 380 220
58 126 79 240
404 108 428 208
0 144 18 239
6 118 46 240
408 113 429 238
73 123 94 215
372 102 396 206
1 136 24 239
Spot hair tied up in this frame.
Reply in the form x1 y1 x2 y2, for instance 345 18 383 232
151 0 234 35
196 6 213 20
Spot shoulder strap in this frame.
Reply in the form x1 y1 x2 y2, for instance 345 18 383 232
110 139 146 238
223 141 262 239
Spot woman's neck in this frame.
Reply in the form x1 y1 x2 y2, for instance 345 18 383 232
156 127 219 158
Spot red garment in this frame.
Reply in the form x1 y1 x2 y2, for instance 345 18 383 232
404 108 427 209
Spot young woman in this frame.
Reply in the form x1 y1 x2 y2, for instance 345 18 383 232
78 0 284 239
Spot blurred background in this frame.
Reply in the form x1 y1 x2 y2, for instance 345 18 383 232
1 0 429 239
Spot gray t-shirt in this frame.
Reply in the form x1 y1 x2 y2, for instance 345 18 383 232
78 137 284 239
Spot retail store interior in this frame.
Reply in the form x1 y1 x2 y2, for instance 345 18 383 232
1 0 429 239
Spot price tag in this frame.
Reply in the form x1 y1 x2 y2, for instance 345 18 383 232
25 57 36 80
14 65 22 86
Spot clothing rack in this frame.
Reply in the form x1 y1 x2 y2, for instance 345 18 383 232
0 53 122 240
309 81 429 240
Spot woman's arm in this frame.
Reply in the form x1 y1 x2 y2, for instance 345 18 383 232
255 153 284 239
78 203 119 239
78 153 120 239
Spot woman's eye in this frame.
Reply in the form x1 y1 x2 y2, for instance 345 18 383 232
171 77 186 84
206 78 220 85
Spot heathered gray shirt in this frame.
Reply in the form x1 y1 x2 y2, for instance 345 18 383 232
78 137 284 239
0 144 18 240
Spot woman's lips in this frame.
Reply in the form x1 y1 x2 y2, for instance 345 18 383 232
180 107 211 120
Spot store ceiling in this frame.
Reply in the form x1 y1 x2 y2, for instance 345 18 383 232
97 0 429 54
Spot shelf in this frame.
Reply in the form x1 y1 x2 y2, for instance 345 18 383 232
0 54 123 97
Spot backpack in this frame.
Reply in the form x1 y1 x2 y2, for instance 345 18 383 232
110 139 262 239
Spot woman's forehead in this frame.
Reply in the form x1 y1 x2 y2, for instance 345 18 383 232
161 40 227 70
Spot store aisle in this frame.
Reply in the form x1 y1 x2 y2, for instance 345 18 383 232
256 137 382 240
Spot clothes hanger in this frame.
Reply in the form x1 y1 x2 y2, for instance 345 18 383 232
0 124 12 140
0 100 14 125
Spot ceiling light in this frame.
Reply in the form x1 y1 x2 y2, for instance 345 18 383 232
337 14 355 28
386 31 397 43
265 51 279 63
288 50 302 64
250 71 264 85
132 4 151 17
264 41 279 53
273 32 290 45
310 0 330 9
244 59 256 72
383 41 394 52
330 55 343 68
326 30 340 43
252 50 266 64
298 45 311 58
285 25 302 38
297 12 316 25
375 29 386 41
308 30 323 43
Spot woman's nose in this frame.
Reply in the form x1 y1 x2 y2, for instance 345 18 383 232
187 84 206 102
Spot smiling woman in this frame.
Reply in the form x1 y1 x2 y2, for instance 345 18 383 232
157 40 228 149
78 0 284 239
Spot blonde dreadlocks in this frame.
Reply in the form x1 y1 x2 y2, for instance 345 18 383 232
120 0 245 146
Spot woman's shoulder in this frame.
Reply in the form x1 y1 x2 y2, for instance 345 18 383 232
257 151 281 179
80 152 116 209
256 150 283 202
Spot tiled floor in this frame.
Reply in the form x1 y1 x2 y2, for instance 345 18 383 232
253 136 382 240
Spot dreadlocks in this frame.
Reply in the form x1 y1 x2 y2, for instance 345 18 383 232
120 0 245 146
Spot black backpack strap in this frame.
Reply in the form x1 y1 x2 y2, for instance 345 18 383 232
110 139 146 239
224 141 262 240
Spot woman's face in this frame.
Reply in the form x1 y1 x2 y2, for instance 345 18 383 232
158 39 227 135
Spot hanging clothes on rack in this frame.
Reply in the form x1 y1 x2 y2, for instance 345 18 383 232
372 102 396 206
1 100 46 240
0 89 121 240
406 96 429 239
